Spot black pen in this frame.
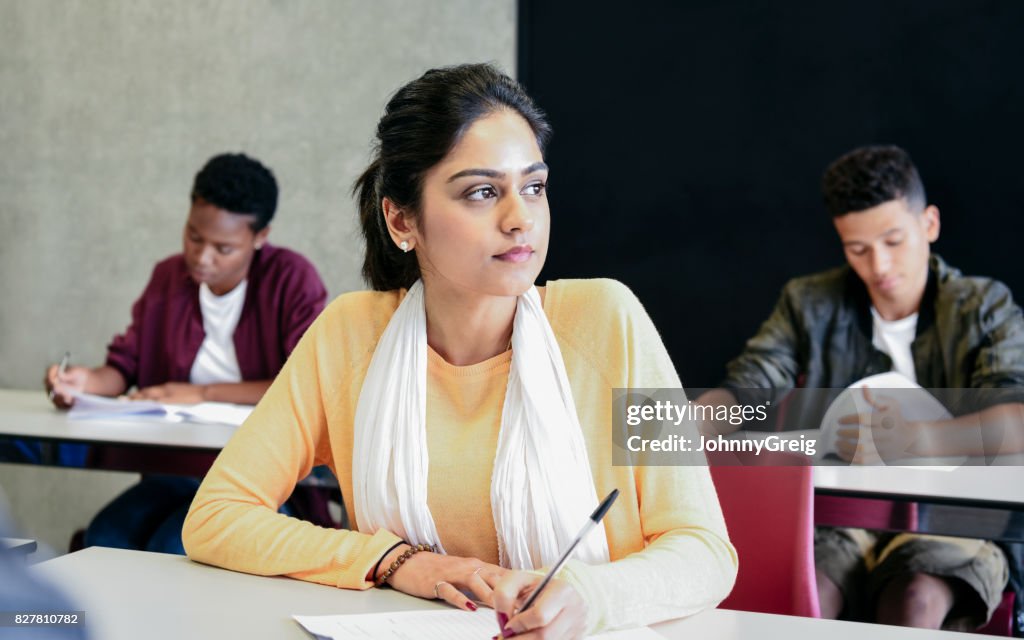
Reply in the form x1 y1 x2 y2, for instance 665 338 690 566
518 488 619 614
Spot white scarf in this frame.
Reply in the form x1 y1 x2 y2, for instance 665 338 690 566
352 280 610 569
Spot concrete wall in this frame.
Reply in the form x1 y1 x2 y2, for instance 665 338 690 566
0 0 516 557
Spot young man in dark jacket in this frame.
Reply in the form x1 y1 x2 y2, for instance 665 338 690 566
701 145 1024 631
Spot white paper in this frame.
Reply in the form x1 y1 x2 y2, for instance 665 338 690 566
68 391 253 426
172 401 253 426
293 609 661 640
817 372 958 466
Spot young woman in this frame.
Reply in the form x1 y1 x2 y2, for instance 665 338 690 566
183 65 736 637
46 153 328 554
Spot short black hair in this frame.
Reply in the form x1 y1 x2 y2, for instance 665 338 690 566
821 145 926 218
191 153 278 231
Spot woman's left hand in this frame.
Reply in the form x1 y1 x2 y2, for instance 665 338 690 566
492 572 588 639
130 382 206 404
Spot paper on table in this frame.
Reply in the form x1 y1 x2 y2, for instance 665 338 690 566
293 609 662 640
68 391 253 426
817 372 959 468
170 401 253 426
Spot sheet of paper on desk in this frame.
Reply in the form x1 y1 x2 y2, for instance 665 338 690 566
817 372 958 467
68 392 253 426
293 610 661 639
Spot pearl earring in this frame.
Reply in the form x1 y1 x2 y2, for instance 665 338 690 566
400 240 410 252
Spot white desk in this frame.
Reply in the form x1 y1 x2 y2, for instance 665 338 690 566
659 609 966 639
732 428 1024 506
6 388 1019 506
2 536 37 555
0 389 235 451
814 466 1024 544
814 464 1024 508
34 547 966 640
4 388 1019 538
731 428 1024 541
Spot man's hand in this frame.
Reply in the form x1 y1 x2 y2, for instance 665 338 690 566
836 386 925 464
44 365 91 409
130 382 206 404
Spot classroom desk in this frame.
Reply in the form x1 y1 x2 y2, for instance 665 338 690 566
0 389 235 452
2 537 37 556
6 387 1020 499
734 428 1024 542
813 457 1024 543
33 547 968 640
814 462 1024 506
3 388 1019 539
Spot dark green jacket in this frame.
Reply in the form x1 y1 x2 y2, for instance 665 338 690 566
722 255 1024 409
722 254 1024 634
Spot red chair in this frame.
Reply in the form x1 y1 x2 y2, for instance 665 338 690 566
709 450 820 618
814 494 918 532
976 591 1016 636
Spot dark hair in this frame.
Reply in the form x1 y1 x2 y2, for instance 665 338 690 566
354 63 552 291
821 145 926 218
191 153 278 231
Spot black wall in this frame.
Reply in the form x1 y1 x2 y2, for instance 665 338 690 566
518 0 1024 387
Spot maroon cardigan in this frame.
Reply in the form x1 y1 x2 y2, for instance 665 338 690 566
95 244 327 475
105 244 327 388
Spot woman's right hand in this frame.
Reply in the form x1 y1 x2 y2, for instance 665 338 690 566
44 365 91 409
382 546 509 611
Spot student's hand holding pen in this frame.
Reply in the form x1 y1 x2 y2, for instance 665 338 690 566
44 360 90 410
490 489 616 638
492 574 587 639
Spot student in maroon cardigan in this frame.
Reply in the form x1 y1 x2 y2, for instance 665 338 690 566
44 153 327 553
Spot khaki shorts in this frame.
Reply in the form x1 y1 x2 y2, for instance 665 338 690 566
815 527 1009 629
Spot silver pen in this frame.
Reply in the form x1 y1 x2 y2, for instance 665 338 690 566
48 351 70 401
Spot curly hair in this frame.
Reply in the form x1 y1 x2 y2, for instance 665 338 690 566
822 145 926 218
191 153 278 231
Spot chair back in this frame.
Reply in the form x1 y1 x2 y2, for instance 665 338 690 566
814 494 918 531
709 450 820 618
976 591 1016 637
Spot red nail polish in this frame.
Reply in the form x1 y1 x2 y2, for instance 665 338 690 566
502 629 518 638
466 601 478 611
497 612 509 627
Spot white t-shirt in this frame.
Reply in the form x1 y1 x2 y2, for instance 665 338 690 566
870 306 919 383
190 280 248 386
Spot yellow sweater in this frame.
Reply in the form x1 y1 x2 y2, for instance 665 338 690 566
183 279 737 632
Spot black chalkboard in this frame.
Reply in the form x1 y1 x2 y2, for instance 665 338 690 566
518 0 1024 386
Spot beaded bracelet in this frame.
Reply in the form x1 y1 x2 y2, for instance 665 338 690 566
371 541 406 584
376 543 435 587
